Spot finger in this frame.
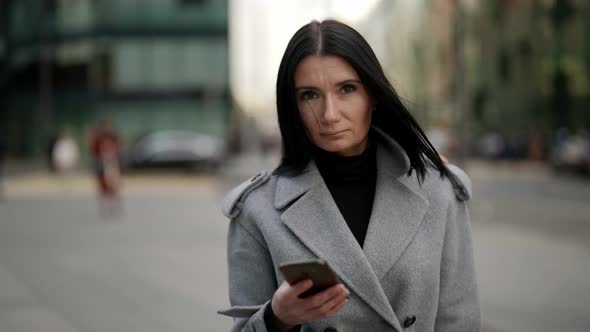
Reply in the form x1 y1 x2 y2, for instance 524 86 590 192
288 279 314 298
305 284 348 309
277 281 290 291
304 293 349 321
274 281 292 297
322 298 349 318
308 287 348 314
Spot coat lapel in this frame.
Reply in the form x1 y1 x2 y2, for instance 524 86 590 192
275 163 401 331
362 143 430 282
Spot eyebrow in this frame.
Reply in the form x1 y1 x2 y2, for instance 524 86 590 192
295 79 362 91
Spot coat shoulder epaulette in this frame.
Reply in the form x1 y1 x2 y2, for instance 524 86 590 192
222 171 271 219
445 164 472 202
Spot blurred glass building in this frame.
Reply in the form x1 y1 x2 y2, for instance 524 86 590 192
0 0 229 162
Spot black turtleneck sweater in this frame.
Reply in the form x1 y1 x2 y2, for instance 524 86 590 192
264 142 377 331
313 141 377 247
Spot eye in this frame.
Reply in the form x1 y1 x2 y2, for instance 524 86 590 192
341 84 357 94
299 90 319 101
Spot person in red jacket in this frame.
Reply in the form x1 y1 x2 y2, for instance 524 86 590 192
89 118 122 217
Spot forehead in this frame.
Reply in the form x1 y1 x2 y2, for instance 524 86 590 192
294 55 359 86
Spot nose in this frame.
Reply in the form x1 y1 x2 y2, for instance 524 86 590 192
321 94 341 124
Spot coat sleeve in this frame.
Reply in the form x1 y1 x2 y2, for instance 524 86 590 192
220 211 278 332
434 196 481 331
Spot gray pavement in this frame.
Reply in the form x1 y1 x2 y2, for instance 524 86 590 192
0 175 232 332
0 157 589 332
468 162 590 332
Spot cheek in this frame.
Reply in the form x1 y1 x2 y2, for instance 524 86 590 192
349 102 373 133
298 107 318 137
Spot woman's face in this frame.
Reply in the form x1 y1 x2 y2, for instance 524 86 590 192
294 55 373 157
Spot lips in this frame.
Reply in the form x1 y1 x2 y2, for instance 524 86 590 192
320 130 347 136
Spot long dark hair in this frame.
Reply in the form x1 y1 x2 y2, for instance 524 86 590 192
274 19 448 181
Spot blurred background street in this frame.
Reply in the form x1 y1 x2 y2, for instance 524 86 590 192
2 0 590 331
1 156 589 332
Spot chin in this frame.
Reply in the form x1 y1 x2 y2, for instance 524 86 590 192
317 140 354 154
319 145 343 153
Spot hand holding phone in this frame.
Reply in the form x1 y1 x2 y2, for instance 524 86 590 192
279 259 339 298
271 260 348 329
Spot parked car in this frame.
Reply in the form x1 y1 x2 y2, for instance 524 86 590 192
123 130 225 171
550 130 590 174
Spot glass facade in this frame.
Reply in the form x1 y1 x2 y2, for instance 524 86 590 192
0 0 230 160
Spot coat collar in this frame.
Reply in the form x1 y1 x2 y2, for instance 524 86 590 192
273 127 429 331
273 126 411 210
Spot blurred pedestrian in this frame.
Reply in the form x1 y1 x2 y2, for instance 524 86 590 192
89 119 123 217
219 20 479 331
53 130 80 193
528 128 545 161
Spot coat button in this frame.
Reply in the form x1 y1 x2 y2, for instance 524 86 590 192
403 315 416 328
324 328 337 332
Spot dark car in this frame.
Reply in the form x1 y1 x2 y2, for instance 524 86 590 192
123 130 225 171
550 133 590 175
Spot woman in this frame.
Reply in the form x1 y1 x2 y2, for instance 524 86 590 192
219 20 480 332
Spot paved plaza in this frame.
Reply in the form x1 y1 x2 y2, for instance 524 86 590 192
0 158 589 332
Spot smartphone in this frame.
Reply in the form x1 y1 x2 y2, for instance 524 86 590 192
279 259 339 298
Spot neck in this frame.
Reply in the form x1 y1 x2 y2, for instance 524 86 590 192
312 140 376 183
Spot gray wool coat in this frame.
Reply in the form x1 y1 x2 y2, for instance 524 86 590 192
219 128 480 332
